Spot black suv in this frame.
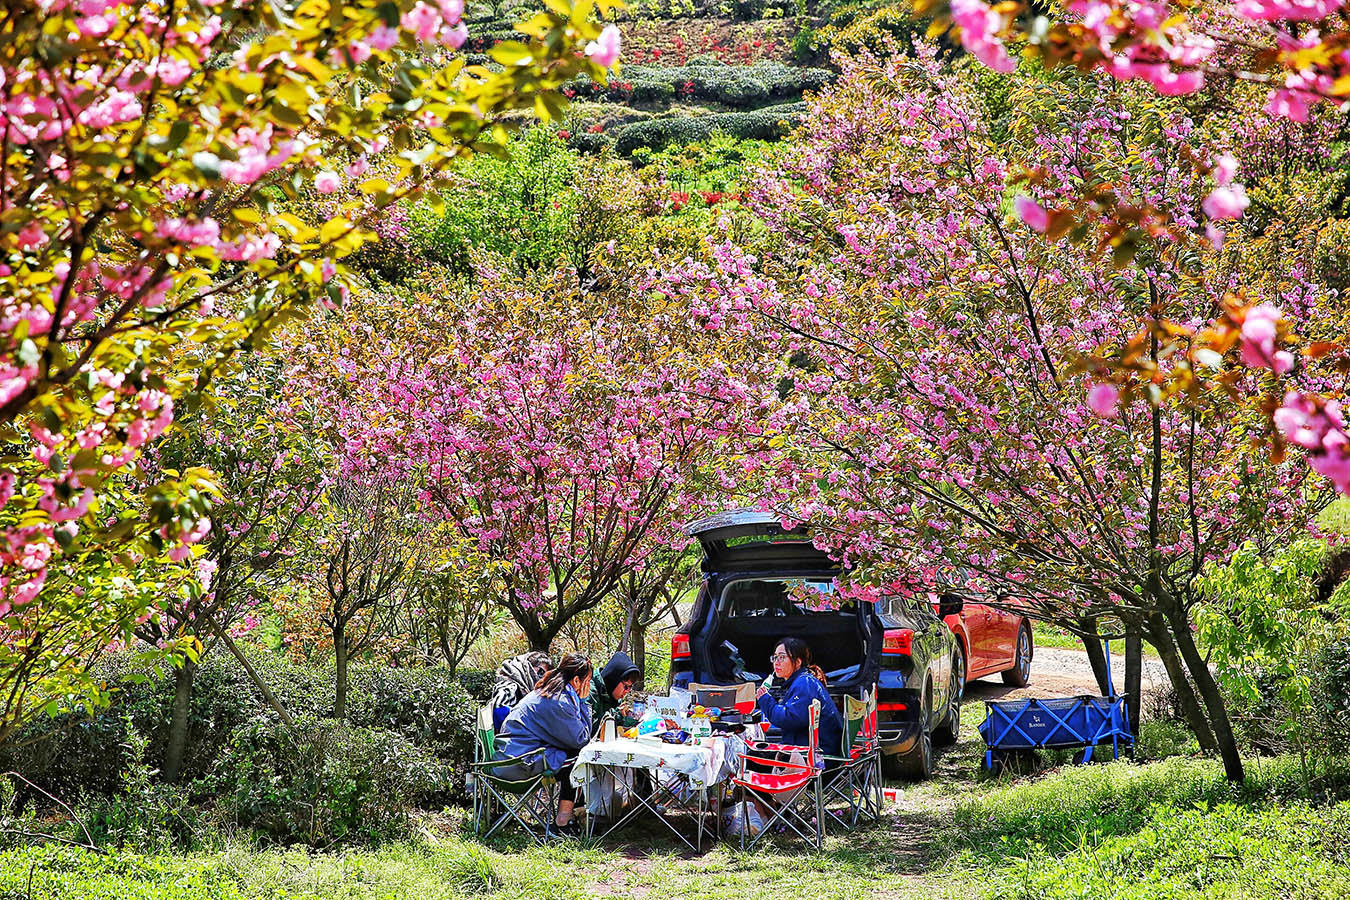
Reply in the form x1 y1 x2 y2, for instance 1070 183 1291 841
671 510 962 779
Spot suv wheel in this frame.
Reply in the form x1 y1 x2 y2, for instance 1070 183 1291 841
1001 625 1032 687
887 683 935 781
934 645 965 747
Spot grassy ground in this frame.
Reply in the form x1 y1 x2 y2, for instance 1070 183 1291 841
7 728 1348 899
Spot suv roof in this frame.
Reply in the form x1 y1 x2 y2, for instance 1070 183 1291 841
684 508 838 572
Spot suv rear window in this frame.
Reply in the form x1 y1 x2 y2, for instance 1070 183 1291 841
720 578 851 616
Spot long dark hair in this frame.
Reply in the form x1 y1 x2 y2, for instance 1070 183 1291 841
535 652 593 698
777 637 827 685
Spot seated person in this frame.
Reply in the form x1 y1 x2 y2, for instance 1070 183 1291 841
589 651 641 734
755 637 844 759
494 653 593 837
489 651 552 731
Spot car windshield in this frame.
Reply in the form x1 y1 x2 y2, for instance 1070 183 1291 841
720 577 849 616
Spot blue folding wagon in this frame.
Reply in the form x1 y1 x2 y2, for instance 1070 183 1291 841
977 641 1133 773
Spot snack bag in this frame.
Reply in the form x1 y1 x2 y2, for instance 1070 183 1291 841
637 708 664 737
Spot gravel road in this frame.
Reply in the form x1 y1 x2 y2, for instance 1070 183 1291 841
962 645 1168 705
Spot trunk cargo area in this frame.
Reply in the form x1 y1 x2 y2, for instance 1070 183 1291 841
703 577 869 688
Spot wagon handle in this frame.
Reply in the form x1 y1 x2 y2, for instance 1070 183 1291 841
1102 638 1116 699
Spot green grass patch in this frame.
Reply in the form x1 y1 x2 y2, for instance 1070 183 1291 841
10 756 1350 900
983 801 1350 899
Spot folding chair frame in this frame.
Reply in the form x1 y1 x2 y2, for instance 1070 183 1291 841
732 699 825 851
822 686 882 830
471 706 560 845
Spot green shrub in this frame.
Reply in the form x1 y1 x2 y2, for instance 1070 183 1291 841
1312 638 1350 753
791 26 818 63
568 62 832 109
567 131 613 153
1134 718 1200 761
811 2 937 61
346 667 477 803
612 103 807 155
207 716 446 847
0 651 479 816
405 127 581 277
454 667 495 702
0 651 327 807
79 723 197 851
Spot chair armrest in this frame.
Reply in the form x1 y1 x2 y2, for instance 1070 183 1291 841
473 748 549 772
738 752 812 774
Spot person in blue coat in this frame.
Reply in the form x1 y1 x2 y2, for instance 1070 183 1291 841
755 637 844 758
494 653 593 837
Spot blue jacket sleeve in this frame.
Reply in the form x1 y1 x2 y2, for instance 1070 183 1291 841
757 682 811 733
555 689 592 752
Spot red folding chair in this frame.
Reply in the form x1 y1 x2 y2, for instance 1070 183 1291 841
731 699 824 850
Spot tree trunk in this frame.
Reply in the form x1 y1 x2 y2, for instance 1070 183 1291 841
1078 618 1113 695
162 656 198 784
1124 628 1142 736
630 619 648 685
334 623 349 719
211 622 293 728
1167 607 1245 782
1147 616 1218 753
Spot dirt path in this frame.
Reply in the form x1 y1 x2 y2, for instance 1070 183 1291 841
963 644 1168 706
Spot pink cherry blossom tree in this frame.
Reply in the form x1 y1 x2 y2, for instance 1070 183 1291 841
0 0 620 735
683 50 1346 782
335 258 777 653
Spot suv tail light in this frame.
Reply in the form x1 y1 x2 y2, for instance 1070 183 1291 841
671 633 691 660
882 628 913 655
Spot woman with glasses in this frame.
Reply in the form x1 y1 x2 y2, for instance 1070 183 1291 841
755 637 844 756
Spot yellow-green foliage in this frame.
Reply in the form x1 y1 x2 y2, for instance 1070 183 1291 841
808 2 934 61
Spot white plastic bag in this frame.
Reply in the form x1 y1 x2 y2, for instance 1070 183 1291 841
723 802 765 838
585 767 634 818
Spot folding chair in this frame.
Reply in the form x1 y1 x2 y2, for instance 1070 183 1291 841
469 706 558 844
822 685 882 830
731 699 824 851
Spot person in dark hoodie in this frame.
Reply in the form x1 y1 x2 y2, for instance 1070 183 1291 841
589 651 641 734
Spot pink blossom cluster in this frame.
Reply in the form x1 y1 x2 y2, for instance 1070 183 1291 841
0 524 56 617
1262 29 1348 122
1275 393 1350 493
400 0 468 49
950 0 1017 73
1238 304 1295 375
1067 0 1214 95
1234 0 1344 20
586 24 623 67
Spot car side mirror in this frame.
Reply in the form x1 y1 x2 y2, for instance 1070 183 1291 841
936 595 964 619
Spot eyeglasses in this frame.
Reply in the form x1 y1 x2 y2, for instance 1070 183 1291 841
769 653 790 663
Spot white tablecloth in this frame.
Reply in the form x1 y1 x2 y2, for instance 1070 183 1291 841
571 728 761 791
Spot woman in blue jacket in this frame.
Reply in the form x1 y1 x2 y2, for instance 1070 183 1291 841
495 653 593 837
755 637 844 757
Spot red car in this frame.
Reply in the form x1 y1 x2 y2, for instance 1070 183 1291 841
936 596 1032 688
